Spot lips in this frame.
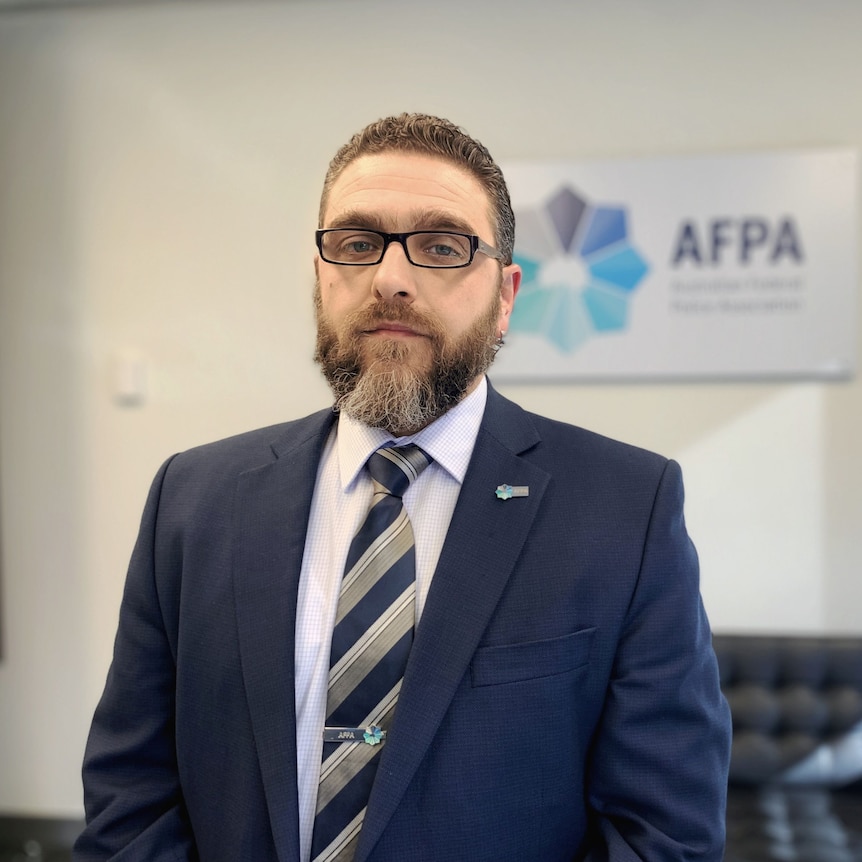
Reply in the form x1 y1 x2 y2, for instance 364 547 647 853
363 321 425 337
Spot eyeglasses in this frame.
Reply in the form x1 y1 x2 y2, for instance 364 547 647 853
316 228 504 269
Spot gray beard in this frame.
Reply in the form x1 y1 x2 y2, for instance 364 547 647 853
314 292 500 437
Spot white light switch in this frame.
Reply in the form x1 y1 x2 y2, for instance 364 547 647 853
111 351 147 406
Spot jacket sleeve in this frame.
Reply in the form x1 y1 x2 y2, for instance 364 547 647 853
74 456 196 862
585 459 732 861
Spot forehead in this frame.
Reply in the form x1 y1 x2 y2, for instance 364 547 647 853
322 152 495 237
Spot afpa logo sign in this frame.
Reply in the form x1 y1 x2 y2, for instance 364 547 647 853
509 185 649 354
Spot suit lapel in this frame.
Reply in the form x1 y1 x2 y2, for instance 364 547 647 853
233 411 335 862
356 389 548 861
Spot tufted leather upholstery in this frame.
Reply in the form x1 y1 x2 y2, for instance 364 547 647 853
715 635 862 862
714 635 862 785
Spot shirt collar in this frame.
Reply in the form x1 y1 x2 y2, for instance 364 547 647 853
336 376 488 491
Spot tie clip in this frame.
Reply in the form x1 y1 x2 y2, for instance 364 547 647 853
323 725 386 746
495 484 529 500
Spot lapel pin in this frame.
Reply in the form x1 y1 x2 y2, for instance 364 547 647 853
495 484 529 500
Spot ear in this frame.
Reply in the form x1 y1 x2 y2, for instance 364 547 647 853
497 262 521 333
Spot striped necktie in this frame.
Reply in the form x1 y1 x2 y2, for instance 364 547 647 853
311 443 432 862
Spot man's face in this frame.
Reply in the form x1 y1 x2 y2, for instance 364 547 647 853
314 151 520 436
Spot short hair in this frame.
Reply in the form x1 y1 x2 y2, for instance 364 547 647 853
319 113 515 266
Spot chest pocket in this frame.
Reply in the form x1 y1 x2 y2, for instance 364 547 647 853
471 627 596 687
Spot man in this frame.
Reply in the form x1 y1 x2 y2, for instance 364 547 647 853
75 113 731 862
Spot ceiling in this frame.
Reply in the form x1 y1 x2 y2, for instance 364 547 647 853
0 0 190 10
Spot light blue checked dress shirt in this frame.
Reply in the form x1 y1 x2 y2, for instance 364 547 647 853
294 377 488 862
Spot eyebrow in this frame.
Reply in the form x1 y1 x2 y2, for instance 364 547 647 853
325 208 479 236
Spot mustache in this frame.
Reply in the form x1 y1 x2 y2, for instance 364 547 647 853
343 300 446 341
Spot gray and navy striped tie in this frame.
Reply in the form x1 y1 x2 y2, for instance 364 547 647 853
311 444 432 862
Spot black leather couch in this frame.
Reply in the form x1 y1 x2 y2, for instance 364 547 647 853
0 816 81 862
714 634 862 862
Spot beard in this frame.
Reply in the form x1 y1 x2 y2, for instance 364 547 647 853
314 283 501 437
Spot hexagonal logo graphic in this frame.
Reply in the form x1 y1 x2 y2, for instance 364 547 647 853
511 186 650 353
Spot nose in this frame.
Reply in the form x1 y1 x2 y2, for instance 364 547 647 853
371 239 417 302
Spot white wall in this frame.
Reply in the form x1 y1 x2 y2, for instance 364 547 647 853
1 0 860 817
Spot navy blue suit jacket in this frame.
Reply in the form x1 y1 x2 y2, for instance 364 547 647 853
76 385 731 861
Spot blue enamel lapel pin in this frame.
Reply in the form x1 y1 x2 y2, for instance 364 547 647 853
495 484 529 500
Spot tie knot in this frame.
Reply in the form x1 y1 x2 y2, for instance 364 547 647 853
366 444 432 498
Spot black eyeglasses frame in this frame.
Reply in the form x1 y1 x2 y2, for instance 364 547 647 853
315 228 504 269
